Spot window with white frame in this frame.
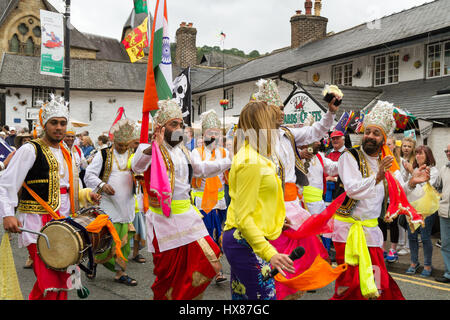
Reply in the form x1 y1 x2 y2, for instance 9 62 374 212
224 87 234 110
32 87 55 107
374 52 399 86
332 62 353 86
427 40 450 78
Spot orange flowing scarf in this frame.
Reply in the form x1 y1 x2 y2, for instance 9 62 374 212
274 256 347 292
85 214 127 262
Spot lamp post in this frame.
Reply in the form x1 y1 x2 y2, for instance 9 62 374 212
63 0 71 108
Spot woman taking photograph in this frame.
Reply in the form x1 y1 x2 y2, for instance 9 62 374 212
405 145 439 277
222 101 294 300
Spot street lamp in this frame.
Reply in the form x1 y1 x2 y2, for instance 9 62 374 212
63 0 71 107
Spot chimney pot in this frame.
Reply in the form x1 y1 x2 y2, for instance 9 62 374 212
296 10 302 15
314 0 322 16
180 22 186 27
305 0 313 15
187 22 193 27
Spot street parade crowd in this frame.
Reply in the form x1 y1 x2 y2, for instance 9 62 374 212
0 79 449 301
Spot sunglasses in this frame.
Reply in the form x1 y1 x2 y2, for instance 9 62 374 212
445 150 450 154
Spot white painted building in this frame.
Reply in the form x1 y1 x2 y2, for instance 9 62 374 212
191 0 450 168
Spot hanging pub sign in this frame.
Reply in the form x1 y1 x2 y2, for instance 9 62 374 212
283 89 325 125
39 10 64 77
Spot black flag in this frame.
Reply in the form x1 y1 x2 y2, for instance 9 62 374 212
172 67 192 126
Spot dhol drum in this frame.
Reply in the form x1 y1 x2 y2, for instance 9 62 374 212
37 207 112 272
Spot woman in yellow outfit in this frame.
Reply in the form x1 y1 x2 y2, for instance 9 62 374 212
222 101 295 300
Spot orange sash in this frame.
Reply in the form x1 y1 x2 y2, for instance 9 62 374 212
192 146 224 214
284 183 298 202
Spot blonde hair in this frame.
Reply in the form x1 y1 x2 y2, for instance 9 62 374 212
82 135 94 146
401 137 416 164
234 101 278 157
387 136 401 165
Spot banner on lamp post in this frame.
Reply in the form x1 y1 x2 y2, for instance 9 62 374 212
40 10 64 77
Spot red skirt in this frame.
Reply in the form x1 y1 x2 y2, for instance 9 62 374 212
330 242 405 300
151 233 221 300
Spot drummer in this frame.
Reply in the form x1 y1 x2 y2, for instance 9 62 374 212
84 118 140 286
0 95 101 300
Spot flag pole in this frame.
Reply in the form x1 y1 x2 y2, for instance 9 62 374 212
63 0 71 108
222 35 225 133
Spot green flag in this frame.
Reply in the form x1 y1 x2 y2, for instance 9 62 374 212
133 0 148 14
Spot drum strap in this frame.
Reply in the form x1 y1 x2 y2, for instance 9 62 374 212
60 217 94 275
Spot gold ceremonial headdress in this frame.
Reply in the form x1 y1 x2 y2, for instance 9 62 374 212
154 99 183 127
200 109 221 133
252 79 284 107
110 118 140 144
37 94 69 127
363 100 396 137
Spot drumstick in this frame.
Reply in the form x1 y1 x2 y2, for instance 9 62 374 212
19 228 51 249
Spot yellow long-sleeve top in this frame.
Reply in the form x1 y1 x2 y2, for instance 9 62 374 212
224 143 286 262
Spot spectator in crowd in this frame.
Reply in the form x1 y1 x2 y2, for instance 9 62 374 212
5 126 17 147
405 145 439 277
435 143 450 283
184 127 196 151
397 137 417 256
97 134 110 150
14 132 32 149
81 136 96 161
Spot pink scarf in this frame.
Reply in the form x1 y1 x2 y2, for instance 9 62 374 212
149 141 172 217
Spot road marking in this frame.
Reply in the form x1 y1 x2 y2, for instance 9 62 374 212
392 273 450 292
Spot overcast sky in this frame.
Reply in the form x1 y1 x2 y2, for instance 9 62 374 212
47 0 433 54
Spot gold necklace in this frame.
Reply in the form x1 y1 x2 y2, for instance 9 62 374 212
113 150 130 172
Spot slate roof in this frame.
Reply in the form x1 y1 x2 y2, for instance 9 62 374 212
297 83 382 117
370 77 450 121
0 53 221 92
83 33 130 63
0 53 147 91
193 0 450 93
199 50 249 69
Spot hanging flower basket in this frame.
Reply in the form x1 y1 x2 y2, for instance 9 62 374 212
220 99 229 109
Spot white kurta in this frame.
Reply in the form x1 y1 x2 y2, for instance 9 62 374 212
332 148 425 248
276 111 335 185
276 111 335 229
131 142 231 252
304 152 339 215
190 145 229 211
84 149 135 224
0 143 71 248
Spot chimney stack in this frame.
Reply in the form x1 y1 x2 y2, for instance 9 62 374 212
175 22 197 68
290 1 328 48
